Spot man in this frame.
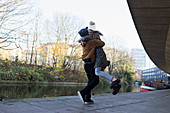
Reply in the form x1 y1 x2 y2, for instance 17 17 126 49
77 27 105 104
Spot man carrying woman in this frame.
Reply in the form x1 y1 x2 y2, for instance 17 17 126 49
77 21 121 105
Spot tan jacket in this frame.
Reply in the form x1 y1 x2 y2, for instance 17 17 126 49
82 39 105 63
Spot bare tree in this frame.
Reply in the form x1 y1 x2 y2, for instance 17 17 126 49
104 35 134 83
104 36 124 75
0 0 33 50
27 13 42 65
44 13 84 68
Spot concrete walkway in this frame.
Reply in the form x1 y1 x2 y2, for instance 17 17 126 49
0 89 170 113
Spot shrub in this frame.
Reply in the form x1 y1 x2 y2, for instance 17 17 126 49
0 70 8 80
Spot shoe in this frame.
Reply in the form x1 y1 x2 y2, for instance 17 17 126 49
84 98 94 104
77 91 85 104
110 79 120 89
112 84 121 95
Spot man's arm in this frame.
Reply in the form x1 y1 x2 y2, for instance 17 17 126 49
86 39 105 48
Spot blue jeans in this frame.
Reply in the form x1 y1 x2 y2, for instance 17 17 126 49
95 67 113 84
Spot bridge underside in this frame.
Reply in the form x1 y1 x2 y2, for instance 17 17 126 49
127 0 170 74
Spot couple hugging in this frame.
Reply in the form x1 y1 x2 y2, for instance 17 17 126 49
77 21 121 105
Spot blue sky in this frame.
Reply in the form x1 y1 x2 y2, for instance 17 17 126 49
38 0 144 49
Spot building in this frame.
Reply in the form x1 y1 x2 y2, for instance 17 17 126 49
131 48 146 69
141 67 169 83
131 48 155 69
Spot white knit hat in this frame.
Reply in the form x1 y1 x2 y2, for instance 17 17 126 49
88 21 96 31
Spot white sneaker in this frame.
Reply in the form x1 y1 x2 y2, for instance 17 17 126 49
77 91 85 104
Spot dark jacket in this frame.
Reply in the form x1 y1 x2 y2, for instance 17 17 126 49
95 46 109 70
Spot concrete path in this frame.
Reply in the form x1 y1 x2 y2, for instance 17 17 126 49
0 89 170 113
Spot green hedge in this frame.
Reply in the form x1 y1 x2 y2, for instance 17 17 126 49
0 58 87 83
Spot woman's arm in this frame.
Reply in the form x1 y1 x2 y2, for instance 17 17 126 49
78 32 101 43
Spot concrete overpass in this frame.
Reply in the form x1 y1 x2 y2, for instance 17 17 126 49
127 0 170 74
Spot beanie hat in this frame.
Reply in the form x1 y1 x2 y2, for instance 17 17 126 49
78 27 88 37
88 21 96 31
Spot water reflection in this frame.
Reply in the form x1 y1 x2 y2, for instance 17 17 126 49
93 85 140 94
0 84 140 100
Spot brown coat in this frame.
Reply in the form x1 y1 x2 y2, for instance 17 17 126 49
82 39 105 63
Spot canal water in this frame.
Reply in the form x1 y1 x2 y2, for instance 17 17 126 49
0 84 140 100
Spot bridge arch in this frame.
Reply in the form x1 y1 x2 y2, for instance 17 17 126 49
127 0 170 74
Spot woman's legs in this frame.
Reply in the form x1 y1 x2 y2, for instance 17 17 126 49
95 67 121 95
95 67 113 84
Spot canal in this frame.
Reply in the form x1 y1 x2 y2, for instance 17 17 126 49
0 83 140 100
